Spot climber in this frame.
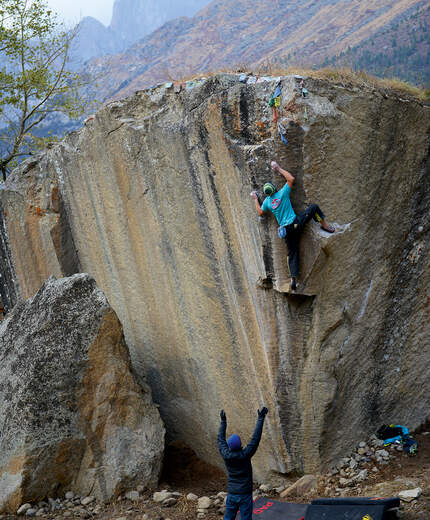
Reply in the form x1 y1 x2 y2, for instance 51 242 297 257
218 407 268 520
251 161 335 292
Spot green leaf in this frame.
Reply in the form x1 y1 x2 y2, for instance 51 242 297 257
0 0 92 176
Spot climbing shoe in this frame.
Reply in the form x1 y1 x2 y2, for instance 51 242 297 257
290 278 297 292
321 224 335 233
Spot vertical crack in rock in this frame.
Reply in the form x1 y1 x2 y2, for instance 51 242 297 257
0 201 20 313
283 121 306 213
50 190 81 276
273 293 315 474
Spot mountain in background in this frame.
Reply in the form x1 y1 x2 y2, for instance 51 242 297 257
110 0 210 50
4 0 428 163
72 17 118 64
320 4 430 86
84 0 429 102
71 0 211 65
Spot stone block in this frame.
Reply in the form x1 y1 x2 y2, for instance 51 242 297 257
0 275 164 513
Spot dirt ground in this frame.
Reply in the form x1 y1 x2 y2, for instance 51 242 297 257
1 431 429 520
322 428 430 520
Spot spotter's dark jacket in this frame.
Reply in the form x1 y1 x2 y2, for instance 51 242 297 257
217 416 265 495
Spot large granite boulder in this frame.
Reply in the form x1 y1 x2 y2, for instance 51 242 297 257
0 274 164 513
0 74 429 479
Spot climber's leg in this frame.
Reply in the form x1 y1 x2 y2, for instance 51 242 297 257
285 226 300 291
296 204 335 233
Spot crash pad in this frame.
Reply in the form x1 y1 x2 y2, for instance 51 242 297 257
306 497 400 520
306 504 387 519
237 497 308 519
236 496 400 519
311 497 400 508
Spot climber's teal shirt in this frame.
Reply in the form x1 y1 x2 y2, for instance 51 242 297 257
261 183 296 226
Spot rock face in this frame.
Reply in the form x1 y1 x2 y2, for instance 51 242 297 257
0 74 429 480
0 200 20 313
0 274 164 513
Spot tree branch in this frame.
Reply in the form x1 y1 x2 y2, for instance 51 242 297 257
22 46 68 125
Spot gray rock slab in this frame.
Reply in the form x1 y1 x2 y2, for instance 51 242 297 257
16 504 32 515
197 496 212 509
153 491 172 503
0 274 164 513
124 491 140 502
399 488 422 502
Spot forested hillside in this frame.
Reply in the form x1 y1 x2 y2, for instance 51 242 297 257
320 5 430 85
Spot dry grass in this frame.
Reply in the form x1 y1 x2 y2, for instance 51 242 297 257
307 67 430 102
174 63 430 102
256 63 430 101
176 67 233 83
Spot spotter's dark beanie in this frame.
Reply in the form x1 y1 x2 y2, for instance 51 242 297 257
227 434 241 451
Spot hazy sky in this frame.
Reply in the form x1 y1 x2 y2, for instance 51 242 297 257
46 0 115 26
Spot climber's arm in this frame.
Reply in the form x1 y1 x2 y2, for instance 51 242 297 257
251 192 265 216
272 162 295 188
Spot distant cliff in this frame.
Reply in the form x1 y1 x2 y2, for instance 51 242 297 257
110 0 211 50
0 73 429 479
71 17 119 64
71 0 211 64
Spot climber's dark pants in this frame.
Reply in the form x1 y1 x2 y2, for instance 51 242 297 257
284 204 325 278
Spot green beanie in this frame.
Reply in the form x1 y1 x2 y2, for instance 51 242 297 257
263 182 276 196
